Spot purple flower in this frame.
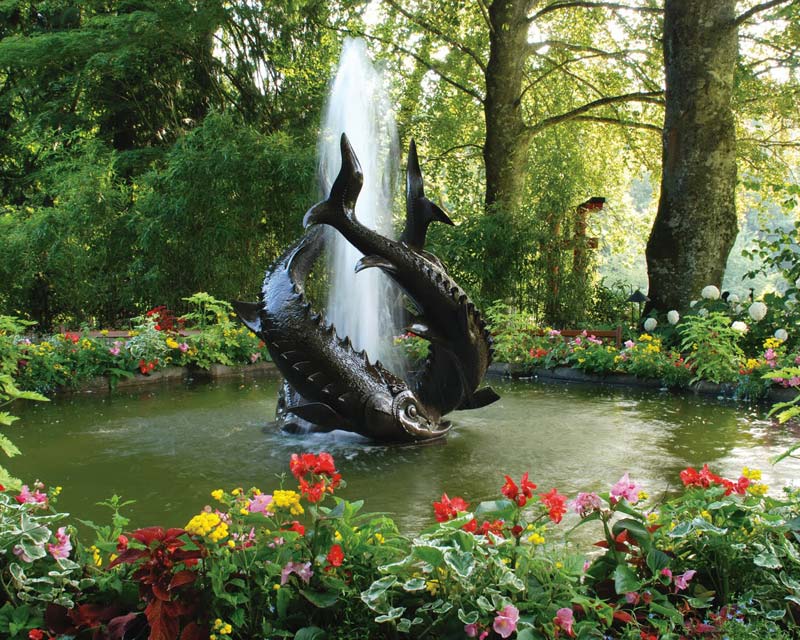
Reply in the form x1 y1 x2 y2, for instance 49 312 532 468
464 622 480 637
624 339 635 349
493 605 519 639
673 569 697 591
570 492 602 517
47 527 72 560
280 561 313 585
610 473 641 504
179 342 189 353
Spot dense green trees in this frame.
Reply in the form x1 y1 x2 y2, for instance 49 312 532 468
0 1 798 328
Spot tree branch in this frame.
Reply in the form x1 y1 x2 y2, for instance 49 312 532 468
734 0 795 27
427 143 485 161
528 1 662 23
335 26 485 104
527 90 664 135
572 115 662 132
382 0 487 72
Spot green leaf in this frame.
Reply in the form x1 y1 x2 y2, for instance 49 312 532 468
375 607 405 623
276 584 291 618
444 549 475 579
612 518 651 547
457 609 479 625
613 564 641 594
0 412 19 427
754 552 782 569
649 602 683 624
294 627 327 640
646 549 671 574
300 589 338 608
402 578 426 591
474 499 516 521
413 545 444 566
361 576 397 605
766 609 786 620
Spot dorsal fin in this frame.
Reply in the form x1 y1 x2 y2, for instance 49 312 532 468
232 301 262 334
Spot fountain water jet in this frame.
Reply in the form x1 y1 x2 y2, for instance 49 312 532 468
318 38 402 372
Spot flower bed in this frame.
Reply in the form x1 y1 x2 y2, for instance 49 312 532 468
1 453 798 640
1 294 272 395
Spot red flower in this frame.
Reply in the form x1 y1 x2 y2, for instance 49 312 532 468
477 520 505 537
433 493 469 522
290 453 317 479
325 544 344 570
299 478 326 503
314 452 337 475
501 475 519 501
462 518 477 533
511 524 523 538
28 631 46 640
284 521 306 536
502 473 537 507
539 488 567 524
116 534 129 551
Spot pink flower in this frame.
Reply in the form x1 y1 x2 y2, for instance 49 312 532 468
625 591 640 605
610 473 641 504
574 336 582 345
570 492 602 517
248 493 273 515
280 561 313 585
673 569 697 591
250 352 261 363
624 339 635 349
555 607 574 637
548 329 562 337
587 335 602 345
661 567 673 580
179 342 189 353
108 345 120 356
464 623 480 637
493 605 519 639
16 485 48 506
47 527 72 560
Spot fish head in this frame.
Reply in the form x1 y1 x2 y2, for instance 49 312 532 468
363 388 440 440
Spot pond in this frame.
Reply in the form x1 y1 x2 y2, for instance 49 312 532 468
8 377 800 534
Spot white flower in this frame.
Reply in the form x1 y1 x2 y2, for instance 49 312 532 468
731 321 748 333
727 293 739 304
774 328 788 342
701 285 720 300
689 300 697 308
698 308 709 317
748 301 767 322
643 317 658 332
667 310 680 325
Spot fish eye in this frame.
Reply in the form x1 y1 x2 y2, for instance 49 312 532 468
405 404 418 418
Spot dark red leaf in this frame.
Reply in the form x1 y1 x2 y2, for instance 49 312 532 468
145 600 181 640
179 622 209 640
108 548 148 568
169 570 197 590
613 611 634 624
152 582 172 602
106 613 146 640
45 604 74 634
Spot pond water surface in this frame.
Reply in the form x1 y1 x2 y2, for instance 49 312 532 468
8 377 800 533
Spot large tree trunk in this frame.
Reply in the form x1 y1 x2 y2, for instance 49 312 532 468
482 0 534 301
645 0 738 312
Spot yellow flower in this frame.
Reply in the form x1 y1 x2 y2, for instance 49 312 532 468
527 533 545 545
700 510 712 521
239 508 249 516
273 584 281 590
646 512 659 524
272 489 303 515
52 486 62 497
555 562 563 569
425 580 439 595
186 512 228 541
109 553 118 563
372 533 385 544
334 530 342 541
742 466 761 481
227 540 236 549
90 545 102 567
763 337 782 350
166 337 180 349
231 488 241 496
211 489 224 501
100 329 109 336
748 483 768 496
638 490 648 501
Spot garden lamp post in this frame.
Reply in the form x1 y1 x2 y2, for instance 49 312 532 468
627 289 649 327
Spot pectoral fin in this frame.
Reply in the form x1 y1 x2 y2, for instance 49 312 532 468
233 301 262 334
431 202 454 226
355 255 397 275
287 402 346 428
407 321 444 344
457 386 500 410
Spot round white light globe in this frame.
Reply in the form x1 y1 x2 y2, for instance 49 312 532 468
643 317 658 332
731 321 748 333
774 328 788 342
727 293 739 304
748 301 767 322
701 285 721 300
667 310 680 325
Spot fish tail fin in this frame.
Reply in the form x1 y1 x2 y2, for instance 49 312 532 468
303 133 363 229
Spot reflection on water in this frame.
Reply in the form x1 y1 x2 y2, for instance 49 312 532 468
8 378 800 533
